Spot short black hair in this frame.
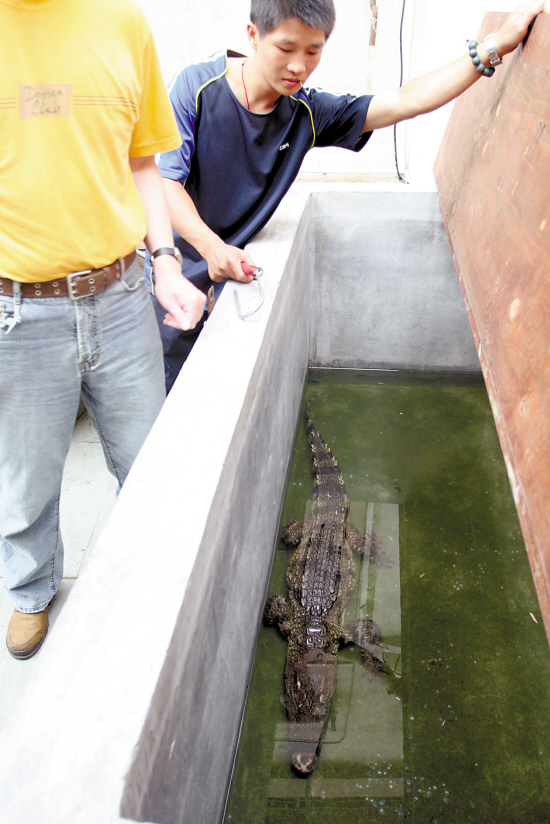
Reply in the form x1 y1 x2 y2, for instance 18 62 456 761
250 0 336 39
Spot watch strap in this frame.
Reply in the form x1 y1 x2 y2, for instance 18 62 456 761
483 34 503 66
151 247 178 260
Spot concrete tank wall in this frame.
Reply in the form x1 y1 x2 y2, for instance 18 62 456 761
120 198 312 824
308 191 480 371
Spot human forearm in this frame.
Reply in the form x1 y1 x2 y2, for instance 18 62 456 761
364 1 545 131
163 178 256 283
163 178 221 259
130 155 177 251
130 156 206 330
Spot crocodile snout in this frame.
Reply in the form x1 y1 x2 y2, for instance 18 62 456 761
292 750 318 774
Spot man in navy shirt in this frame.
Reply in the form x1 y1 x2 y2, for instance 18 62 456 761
151 0 544 391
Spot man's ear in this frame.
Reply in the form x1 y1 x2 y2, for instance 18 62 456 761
247 23 260 50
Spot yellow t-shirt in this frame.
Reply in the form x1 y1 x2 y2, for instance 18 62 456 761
0 0 181 282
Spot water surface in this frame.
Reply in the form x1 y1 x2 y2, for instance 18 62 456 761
225 371 550 824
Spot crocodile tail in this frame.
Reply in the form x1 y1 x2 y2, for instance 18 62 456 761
305 396 321 445
305 397 347 501
305 396 328 466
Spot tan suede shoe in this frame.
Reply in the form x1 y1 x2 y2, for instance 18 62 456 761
6 608 49 660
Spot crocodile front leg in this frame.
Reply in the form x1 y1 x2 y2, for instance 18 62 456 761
281 518 305 546
263 594 290 633
342 618 388 672
347 523 392 568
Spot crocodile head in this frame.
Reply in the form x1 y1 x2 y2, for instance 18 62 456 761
284 643 338 775
291 743 319 775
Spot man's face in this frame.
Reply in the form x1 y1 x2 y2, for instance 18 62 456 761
249 17 326 96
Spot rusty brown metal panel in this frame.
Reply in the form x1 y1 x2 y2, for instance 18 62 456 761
434 12 550 644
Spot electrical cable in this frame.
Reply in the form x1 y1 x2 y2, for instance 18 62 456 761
394 0 407 181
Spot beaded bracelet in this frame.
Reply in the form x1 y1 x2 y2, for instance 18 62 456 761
468 40 495 77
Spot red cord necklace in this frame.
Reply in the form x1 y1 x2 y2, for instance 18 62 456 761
241 58 250 110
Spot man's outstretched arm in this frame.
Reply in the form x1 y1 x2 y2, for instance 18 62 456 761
130 156 206 331
363 2 545 132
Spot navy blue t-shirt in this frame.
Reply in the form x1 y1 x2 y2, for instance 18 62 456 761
147 50 373 294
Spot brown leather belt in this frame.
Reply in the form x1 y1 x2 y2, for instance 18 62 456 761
0 251 136 299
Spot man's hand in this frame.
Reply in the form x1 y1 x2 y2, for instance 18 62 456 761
153 255 206 331
204 237 257 283
494 1 546 56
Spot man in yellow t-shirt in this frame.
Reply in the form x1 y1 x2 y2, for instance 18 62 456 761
0 0 206 659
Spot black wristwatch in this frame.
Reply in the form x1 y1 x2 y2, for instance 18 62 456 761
151 246 183 265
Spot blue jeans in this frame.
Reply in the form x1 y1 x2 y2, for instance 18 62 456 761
151 293 207 393
145 255 223 393
0 258 165 613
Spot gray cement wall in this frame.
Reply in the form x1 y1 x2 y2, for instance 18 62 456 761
120 199 312 824
309 191 481 373
0 184 480 824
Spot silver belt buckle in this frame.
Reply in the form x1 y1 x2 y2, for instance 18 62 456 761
66 269 93 300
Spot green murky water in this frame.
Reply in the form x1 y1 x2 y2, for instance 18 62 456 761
224 371 550 824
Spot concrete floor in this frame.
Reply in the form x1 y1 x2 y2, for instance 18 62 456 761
0 412 116 732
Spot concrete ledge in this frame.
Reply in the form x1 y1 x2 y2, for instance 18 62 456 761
120 196 312 824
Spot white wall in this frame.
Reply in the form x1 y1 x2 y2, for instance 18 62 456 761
134 0 516 186
401 0 520 187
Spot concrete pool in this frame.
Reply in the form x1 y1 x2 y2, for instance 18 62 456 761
0 185 485 824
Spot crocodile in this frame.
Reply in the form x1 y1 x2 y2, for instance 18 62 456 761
264 398 391 775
